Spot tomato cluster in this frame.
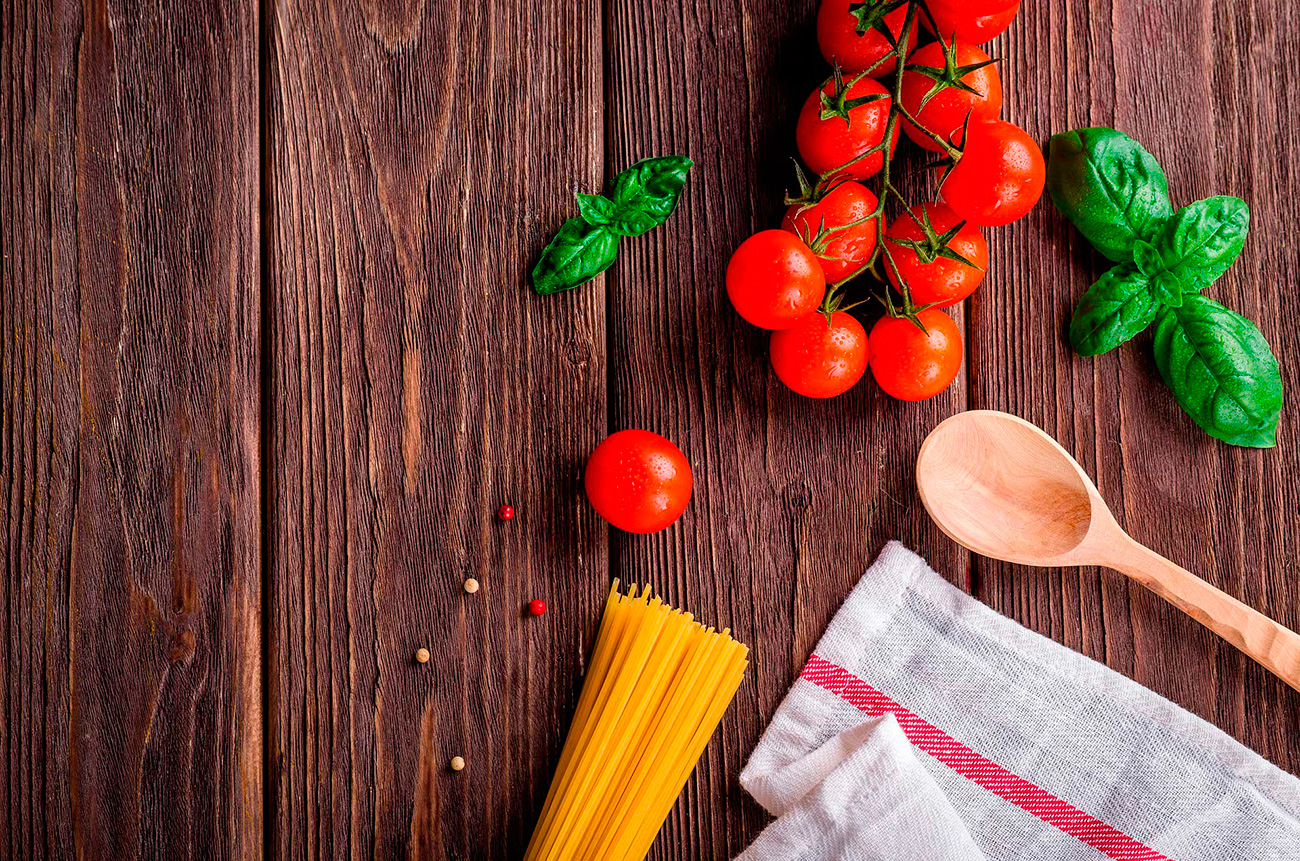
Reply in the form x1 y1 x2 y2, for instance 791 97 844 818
725 0 1042 401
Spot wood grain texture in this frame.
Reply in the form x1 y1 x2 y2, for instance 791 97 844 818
969 0 1300 774
6 0 1300 858
263 0 605 858
2 0 261 858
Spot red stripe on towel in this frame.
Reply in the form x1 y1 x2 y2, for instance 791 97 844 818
801 654 1173 861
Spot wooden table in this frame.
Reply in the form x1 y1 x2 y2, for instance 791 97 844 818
5 0 1298 857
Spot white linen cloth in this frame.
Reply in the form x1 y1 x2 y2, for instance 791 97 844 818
738 542 1300 861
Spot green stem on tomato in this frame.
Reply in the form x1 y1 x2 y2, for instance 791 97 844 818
871 0 920 313
812 0 935 323
895 105 963 159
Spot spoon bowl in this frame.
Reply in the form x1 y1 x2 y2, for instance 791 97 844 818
916 411 1101 565
915 409 1300 693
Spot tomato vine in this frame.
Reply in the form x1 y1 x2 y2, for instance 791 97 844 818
792 0 968 330
730 0 1037 401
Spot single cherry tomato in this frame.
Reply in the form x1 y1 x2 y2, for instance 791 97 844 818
528 599 547 616
940 119 1045 226
816 0 918 78
868 309 963 400
796 73 897 181
726 230 826 329
924 0 1021 45
497 504 515 521
885 202 988 308
781 181 880 282
770 311 869 398
584 430 692 534
900 38 1002 153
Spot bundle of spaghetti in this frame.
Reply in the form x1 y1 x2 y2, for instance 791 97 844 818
523 581 750 861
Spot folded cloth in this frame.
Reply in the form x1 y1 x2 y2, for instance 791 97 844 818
738 542 1300 861
737 712 987 861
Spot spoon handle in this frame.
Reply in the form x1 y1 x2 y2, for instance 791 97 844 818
1108 541 1300 693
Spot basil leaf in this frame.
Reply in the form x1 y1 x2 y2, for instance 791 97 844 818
608 155 693 237
1152 296 1283 448
1149 196 1249 291
531 218 620 295
1131 239 1162 276
576 193 617 227
598 205 661 238
1132 240 1183 306
1047 127 1173 263
1068 265 1160 356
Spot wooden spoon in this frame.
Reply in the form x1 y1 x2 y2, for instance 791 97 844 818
915 409 1300 693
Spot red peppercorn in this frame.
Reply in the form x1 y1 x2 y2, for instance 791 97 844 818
528 599 547 617
498 505 515 521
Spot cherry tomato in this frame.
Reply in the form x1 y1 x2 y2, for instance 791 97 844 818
924 0 1021 45
726 230 826 329
868 309 963 400
781 181 880 283
885 202 988 308
816 0 918 78
796 74 897 181
584 430 692 534
940 119 1045 226
770 311 869 398
900 38 1002 153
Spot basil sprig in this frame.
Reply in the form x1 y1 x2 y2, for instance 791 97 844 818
1047 127 1282 448
533 156 693 295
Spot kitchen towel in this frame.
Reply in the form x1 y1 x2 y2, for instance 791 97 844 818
738 542 1300 861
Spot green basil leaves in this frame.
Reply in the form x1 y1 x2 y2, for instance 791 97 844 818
533 156 693 295
1046 128 1172 262
1068 266 1158 357
607 156 693 234
531 219 622 297
1145 196 1250 291
1048 127 1282 448
1153 298 1283 448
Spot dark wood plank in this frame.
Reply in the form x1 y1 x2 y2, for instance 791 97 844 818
602 2 967 858
970 0 1300 772
264 1 605 858
2 0 261 858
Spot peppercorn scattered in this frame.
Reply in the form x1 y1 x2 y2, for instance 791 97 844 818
528 599 547 617
498 504 515 521
450 756 465 772
415 647 430 663
464 578 479 594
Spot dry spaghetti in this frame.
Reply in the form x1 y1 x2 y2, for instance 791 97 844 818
523 582 749 861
